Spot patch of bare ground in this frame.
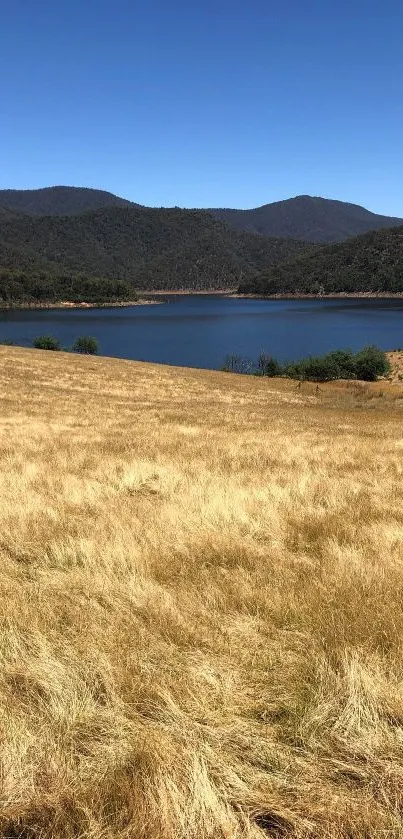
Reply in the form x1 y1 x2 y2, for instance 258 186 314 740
385 350 403 384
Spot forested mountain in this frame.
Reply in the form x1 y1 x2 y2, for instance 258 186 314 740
2 186 402 305
1 188 401 243
209 196 403 243
0 186 135 217
238 226 403 295
0 205 308 303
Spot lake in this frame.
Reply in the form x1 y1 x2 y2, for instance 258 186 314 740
1 296 403 370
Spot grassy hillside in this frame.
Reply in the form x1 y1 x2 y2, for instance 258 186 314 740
0 185 135 216
2 346 403 838
0 206 308 302
210 195 403 243
239 225 403 295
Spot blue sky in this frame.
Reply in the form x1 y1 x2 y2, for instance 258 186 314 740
1 0 402 214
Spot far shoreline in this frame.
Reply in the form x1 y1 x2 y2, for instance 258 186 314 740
232 291 403 300
0 299 161 311
3 290 403 311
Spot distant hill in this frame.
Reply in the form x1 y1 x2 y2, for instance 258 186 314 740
0 205 308 304
1 189 401 245
238 226 403 296
209 196 403 244
0 186 135 217
2 186 402 304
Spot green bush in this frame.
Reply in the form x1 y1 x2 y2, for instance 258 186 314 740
257 353 283 377
283 346 390 382
264 357 283 377
283 355 337 382
72 336 99 355
355 345 391 381
223 346 390 383
289 350 357 382
33 335 61 351
325 349 357 379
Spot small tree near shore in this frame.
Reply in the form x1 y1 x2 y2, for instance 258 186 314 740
33 335 61 351
355 345 390 381
257 353 283 377
72 336 99 355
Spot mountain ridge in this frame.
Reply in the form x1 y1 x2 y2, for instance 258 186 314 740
0 187 401 243
208 195 403 243
0 186 136 217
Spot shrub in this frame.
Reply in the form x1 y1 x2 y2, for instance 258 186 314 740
278 347 390 382
33 335 61 351
223 346 390 383
282 363 301 380
355 345 391 381
283 348 389 383
290 355 339 382
257 353 283 377
72 336 99 355
264 357 283 377
283 355 342 382
325 349 357 379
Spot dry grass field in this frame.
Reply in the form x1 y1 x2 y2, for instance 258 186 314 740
2 346 403 839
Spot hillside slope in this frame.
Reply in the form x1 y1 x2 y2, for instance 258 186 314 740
0 206 308 302
239 225 403 295
210 195 403 243
1 188 401 244
1 346 403 838
0 185 135 216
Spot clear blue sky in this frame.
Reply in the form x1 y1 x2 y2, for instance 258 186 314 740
1 0 402 214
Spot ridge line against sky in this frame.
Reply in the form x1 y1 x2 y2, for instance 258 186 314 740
1 0 402 216
1 185 402 219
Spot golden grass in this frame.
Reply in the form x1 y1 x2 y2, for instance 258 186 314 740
2 346 403 838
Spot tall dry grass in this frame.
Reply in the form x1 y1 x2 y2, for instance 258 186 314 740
1 346 403 838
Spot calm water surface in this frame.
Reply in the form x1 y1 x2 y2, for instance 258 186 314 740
1 296 403 370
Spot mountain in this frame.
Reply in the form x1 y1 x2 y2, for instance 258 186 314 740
238 226 403 296
1 188 401 244
0 186 135 217
2 187 401 304
0 205 308 303
209 195 403 244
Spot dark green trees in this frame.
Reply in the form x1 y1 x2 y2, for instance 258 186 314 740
283 346 390 381
257 353 283 377
221 346 390 382
354 346 391 381
33 335 61 351
32 335 100 354
72 336 99 354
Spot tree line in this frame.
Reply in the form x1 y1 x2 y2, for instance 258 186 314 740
221 346 390 382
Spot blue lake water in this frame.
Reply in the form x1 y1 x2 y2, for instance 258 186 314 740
1 296 403 370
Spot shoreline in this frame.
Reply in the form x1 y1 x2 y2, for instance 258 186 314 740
0 299 161 311
141 289 236 296
232 292 403 300
3 290 403 311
